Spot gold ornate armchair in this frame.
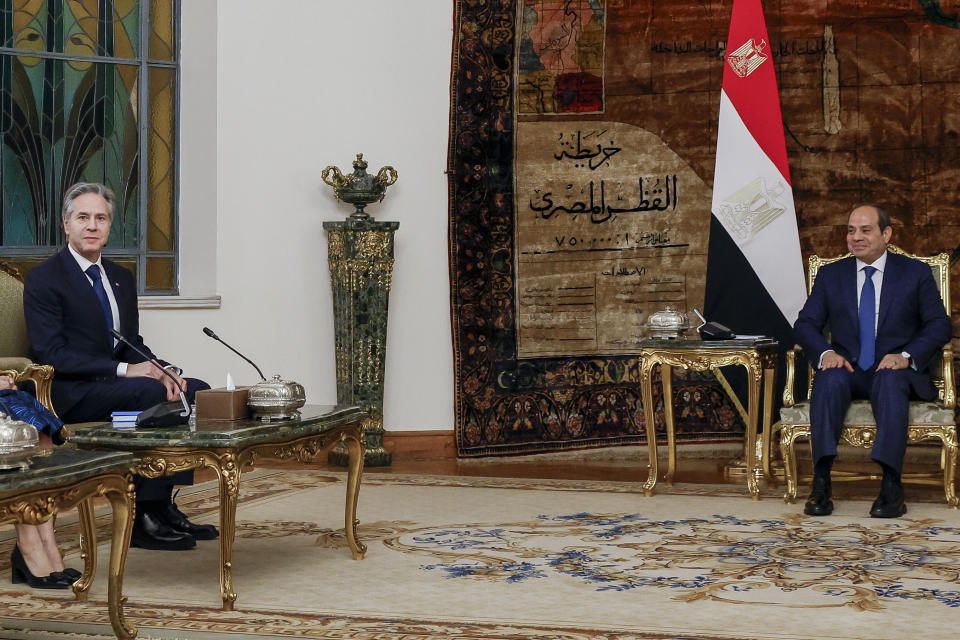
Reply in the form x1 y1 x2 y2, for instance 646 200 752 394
0 259 55 413
778 245 957 508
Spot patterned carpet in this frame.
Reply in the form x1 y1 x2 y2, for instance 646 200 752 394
0 470 957 639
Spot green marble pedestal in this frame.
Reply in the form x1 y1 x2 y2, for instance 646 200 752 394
324 218 398 467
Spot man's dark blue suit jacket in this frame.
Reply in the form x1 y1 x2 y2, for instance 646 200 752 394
23 248 160 416
793 251 952 399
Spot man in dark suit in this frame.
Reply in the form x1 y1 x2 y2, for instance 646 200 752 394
24 182 218 550
793 204 952 518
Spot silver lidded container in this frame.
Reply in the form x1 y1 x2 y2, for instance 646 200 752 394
0 412 40 470
644 306 690 339
246 375 306 420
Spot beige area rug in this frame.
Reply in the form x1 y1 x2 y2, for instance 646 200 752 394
0 470 958 640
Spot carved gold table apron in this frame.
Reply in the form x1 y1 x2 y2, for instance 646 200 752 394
0 449 137 640
70 405 367 610
639 338 779 499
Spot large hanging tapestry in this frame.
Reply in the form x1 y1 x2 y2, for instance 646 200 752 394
449 0 960 456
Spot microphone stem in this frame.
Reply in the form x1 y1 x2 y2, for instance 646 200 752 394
111 329 187 394
217 338 267 381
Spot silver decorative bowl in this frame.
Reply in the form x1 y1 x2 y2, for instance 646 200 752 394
0 412 40 470
644 306 690 339
247 375 306 420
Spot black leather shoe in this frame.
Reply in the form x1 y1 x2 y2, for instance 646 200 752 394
870 478 907 518
804 473 834 516
10 546 71 589
156 500 219 540
131 510 197 550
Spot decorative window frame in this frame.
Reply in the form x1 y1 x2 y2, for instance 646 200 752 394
140 0 218 309
0 1 185 296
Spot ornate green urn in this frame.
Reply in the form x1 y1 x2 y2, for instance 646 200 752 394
323 155 399 467
322 154 398 220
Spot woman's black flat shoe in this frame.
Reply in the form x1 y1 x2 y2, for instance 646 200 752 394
10 546 70 590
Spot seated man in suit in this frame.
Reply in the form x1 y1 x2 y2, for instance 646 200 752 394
793 204 952 518
23 182 218 550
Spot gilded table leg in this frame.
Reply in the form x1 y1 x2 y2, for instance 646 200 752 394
104 474 137 640
662 365 676 486
72 497 97 600
215 454 242 610
761 367 775 480
745 364 761 500
640 358 659 497
340 428 367 559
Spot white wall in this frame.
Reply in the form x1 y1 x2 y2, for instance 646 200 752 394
138 0 456 431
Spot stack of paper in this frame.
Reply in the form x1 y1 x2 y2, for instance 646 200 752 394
111 410 140 430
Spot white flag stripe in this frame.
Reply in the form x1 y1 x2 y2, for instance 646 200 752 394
712 90 806 325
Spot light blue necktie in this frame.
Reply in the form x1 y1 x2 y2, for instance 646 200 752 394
858 265 877 369
86 264 114 335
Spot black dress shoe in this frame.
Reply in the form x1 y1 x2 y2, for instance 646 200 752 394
804 473 834 516
156 500 219 540
131 510 197 551
10 546 71 590
870 479 907 518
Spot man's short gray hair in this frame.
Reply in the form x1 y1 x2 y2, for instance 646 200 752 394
61 182 115 222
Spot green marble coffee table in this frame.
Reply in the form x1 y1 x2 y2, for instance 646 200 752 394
70 404 367 611
0 448 137 639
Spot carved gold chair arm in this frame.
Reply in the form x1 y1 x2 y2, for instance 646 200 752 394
14 364 57 417
782 345 803 407
942 347 955 410
0 364 68 440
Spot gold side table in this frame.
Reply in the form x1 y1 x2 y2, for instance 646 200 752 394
639 338 779 499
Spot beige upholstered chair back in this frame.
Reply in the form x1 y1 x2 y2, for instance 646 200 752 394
0 260 31 369
805 245 952 404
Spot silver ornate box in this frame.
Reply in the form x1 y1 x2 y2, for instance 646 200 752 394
246 375 306 420
0 412 40 470
644 306 691 339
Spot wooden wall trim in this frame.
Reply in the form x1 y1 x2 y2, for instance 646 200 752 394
383 430 456 459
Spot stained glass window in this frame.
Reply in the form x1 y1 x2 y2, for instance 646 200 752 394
0 0 178 294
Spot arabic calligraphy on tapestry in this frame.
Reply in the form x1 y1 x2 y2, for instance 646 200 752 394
514 121 712 358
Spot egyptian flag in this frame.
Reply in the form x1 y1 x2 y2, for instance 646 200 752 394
705 0 806 414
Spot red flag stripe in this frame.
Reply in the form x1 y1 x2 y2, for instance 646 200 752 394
721 0 791 185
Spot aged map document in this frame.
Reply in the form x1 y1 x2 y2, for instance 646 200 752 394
515 122 711 357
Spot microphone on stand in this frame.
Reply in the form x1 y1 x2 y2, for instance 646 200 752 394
110 329 190 427
202 327 267 381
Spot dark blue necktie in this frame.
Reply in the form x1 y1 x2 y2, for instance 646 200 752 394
86 264 114 334
858 265 877 369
